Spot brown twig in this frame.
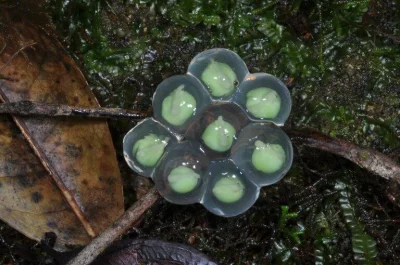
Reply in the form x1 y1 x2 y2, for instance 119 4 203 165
0 101 397 262
66 187 160 265
287 129 400 183
372 28 400 42
0 101 398 183
0 101 147 119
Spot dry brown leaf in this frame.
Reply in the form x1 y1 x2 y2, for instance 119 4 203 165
0 7 124 250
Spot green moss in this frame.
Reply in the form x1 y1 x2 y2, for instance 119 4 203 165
47 0 399 151
43 1 400 264
335 179 378 265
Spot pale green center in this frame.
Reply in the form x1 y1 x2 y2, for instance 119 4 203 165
246 87 281 119
252 140 285 174
212 176 245 203
132 134 169 167
168 166 200 194
202 116 236 152
161 85 197 126
201 59 238 97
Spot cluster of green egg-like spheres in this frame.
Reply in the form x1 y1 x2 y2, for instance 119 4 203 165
123 49 293 217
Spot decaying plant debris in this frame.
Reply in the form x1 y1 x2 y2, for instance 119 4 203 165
0 0 399 264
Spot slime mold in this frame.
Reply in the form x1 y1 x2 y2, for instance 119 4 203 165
123 48 293 217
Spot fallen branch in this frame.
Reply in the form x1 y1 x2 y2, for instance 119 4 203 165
1 101 394 263
372 28 400 43
0 101 147 119
66 187 160 265
0 101 398 183
287 130 400 183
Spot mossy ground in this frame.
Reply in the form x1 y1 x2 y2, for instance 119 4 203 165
1 0 399 264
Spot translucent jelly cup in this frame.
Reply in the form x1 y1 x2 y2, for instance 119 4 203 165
153 141 210 205
187 48 249 101
123 48 294 218
123 118 178 178
233 73 292 126
152 74 212 134
231 123 293 186
202 159 259 217
184 102 249 160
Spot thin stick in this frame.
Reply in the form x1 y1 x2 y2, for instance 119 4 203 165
0 101 398 183
287 129 400 183
66 187 160 265
372 28 400 42
0 101 147 119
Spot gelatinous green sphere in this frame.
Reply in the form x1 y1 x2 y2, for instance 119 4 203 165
132 134 169 167
252 140 285 173
161 85 196 126
246 87 281 119
202 116 236 152
167 166 200 194
201 59 238 97
212 176 245 203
